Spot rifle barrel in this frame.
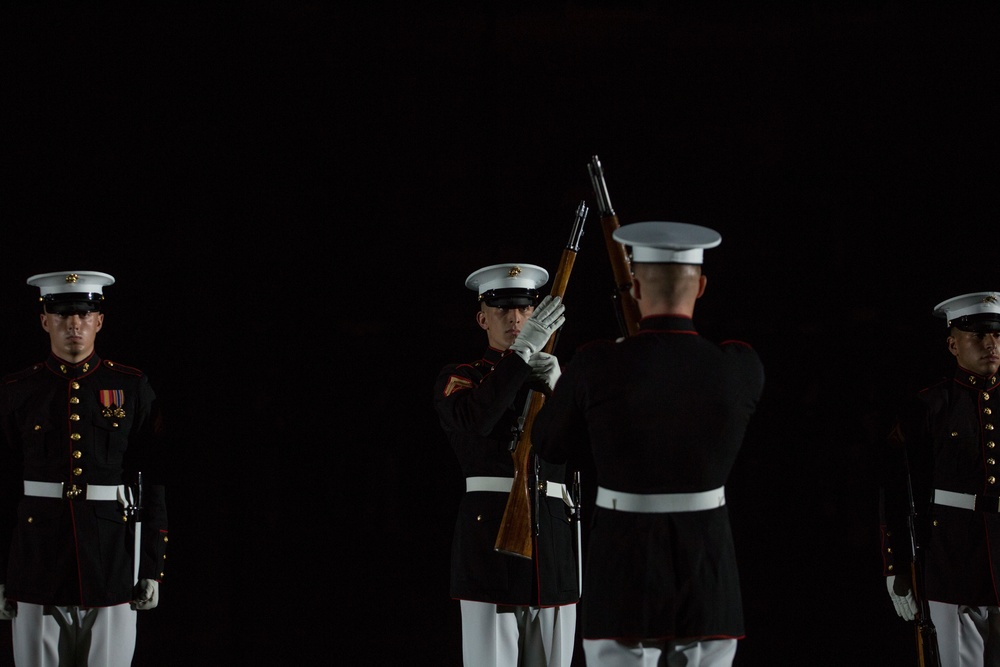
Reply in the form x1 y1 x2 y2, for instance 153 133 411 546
587 154 640 337
588 156 614 216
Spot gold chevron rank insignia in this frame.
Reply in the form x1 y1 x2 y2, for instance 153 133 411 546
444 375 473 397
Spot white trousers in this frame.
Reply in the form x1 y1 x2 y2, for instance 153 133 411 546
460 600 577 667
928 601 1000 667
12 602 137 667
583 637 737 667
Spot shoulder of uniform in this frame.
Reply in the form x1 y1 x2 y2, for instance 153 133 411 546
0 363 46 385
452 361 486 378
450 360 489 380
721 338 763 362
917 376 949 395
915 377 951 408
102 359 145 377
580 337 616 351
438 361 468 376
575 338 617 357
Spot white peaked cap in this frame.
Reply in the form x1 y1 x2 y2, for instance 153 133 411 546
465 263 549 307
27 271 115 296
613 221 721 264
933 291 1000 332
27 271 116 312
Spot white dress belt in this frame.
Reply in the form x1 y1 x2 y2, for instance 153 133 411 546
465 476 574 507
596 485 726 513
933 488 1000 513
23 480 125 502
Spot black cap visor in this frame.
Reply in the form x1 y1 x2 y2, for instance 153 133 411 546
953 314 1000 334
43 293 103 315
480 288 540 308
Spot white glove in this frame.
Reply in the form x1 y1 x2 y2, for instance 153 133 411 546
528 351 561 393
0 584 15 620
508 295 566 363
131 579 159 611
886 575 917 621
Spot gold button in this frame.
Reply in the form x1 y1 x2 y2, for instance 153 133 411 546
933 520 939 526
476 514 483 521
71 381 80 390
988 408 994 415
27 517 33 524
72 468 83 476
887 547 893 554
33 425 41 431
989 459 996 466
990 476 996 485
112 423 119 428
69 414 79 421
990 442 997 449
123 515 128 522
987 424 995 431
888 564 894 572
69 396 79 404
72 450 82 459
986 392 992 401
952 431 959 437
163 536 168 543
70 433 81 441
59 365 67 373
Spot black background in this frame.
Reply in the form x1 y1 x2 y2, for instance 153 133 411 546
2 2 997 665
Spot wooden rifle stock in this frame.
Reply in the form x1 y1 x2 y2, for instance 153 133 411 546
588 155 641 338
912 565 941 667
494 201 588 559
903 451 942 667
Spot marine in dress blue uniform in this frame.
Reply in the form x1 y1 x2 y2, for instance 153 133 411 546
434 263 579 667
531 222 765 667
0 271 168 667
882 291 1000 667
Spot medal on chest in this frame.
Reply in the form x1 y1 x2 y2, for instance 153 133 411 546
99 389 126 419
